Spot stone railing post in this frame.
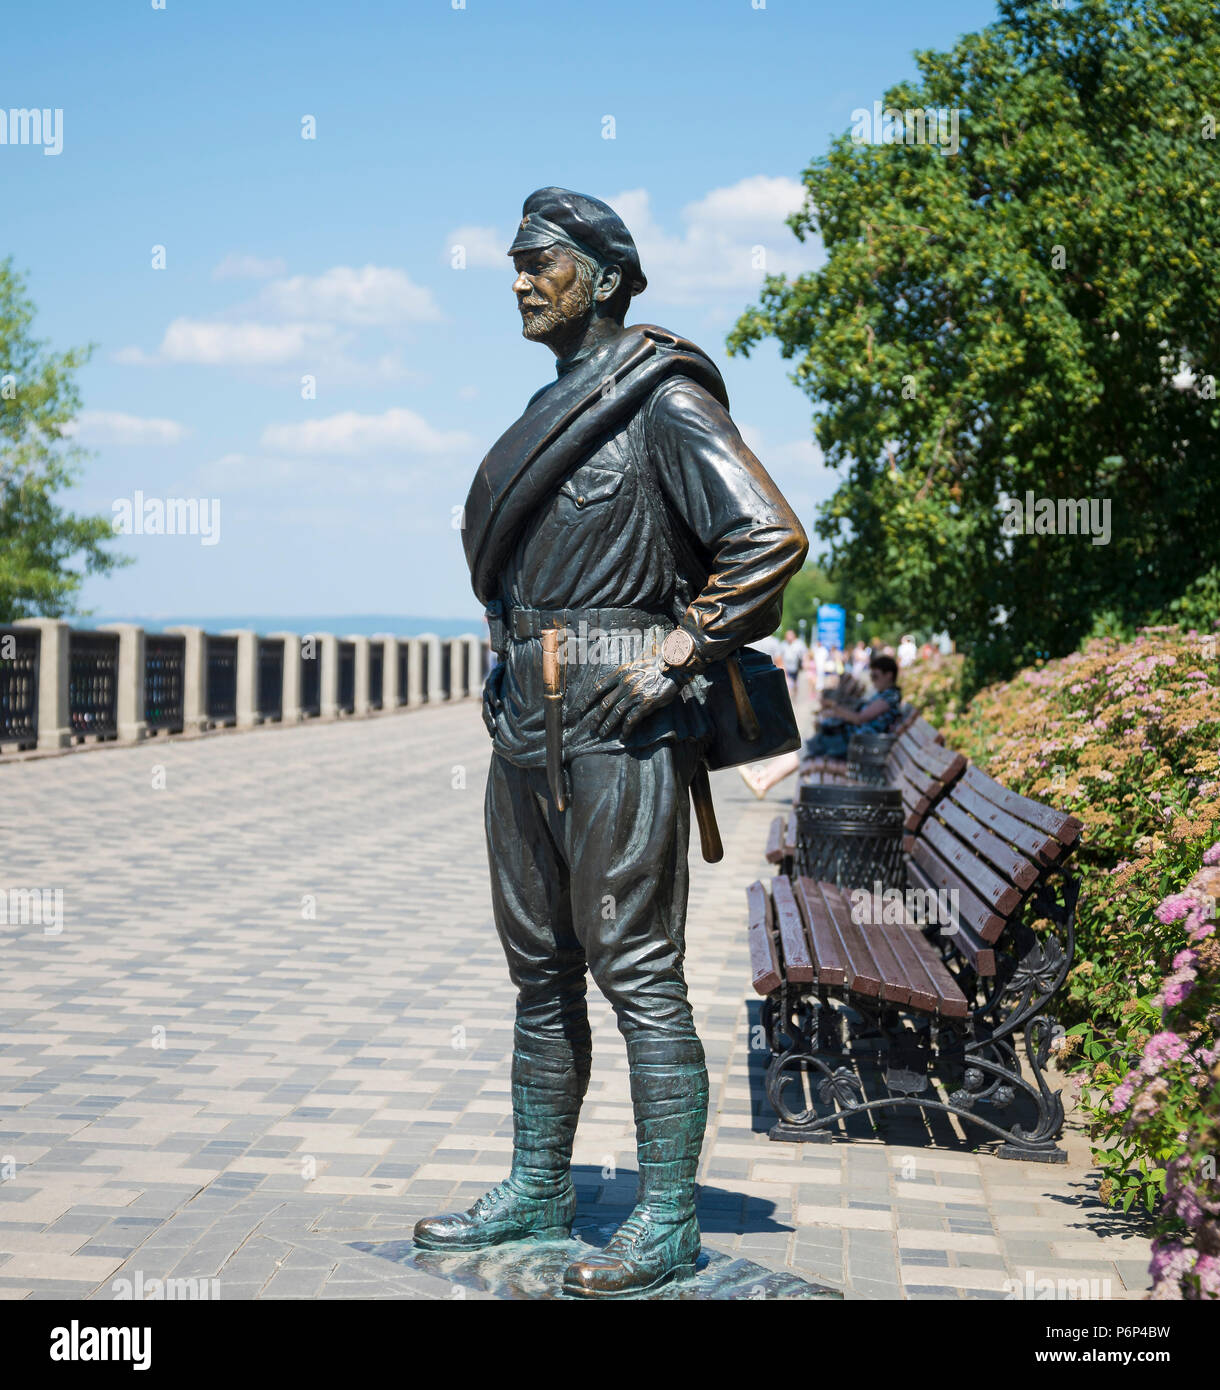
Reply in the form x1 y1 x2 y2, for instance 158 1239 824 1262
350 635 371 716
380 636 401 708
223 629 258 728
165 626 207 732
448 637 467 699
405 637 424 706
317 633 339 719
270 632 303 722
97 622 148 742
13 618 72 750
462 633 484 699
418 633 442 703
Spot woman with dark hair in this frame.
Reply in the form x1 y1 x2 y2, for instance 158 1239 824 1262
738 656 902 799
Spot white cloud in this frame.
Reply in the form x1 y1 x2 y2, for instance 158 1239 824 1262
195 451 348 490
118 264 442 369
444 224 506 270
738 428 826 473
157 318 336 366
737 424 835 523
684 176 807 227
212 253 288 281
253 265 442 327
259 408 473 456
63 410 188 445
609 176 821 305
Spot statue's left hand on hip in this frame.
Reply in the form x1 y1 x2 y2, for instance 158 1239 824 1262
593 655 681 738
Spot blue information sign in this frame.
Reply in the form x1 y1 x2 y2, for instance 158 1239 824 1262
816 603 846 653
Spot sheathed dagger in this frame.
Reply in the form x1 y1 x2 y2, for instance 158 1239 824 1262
541 627 568 812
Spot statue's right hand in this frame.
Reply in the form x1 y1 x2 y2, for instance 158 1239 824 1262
481 662 505 737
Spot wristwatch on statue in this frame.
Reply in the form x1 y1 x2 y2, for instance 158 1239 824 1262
660 626 701 684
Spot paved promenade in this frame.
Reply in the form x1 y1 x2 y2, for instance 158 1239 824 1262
0 703 1151 1300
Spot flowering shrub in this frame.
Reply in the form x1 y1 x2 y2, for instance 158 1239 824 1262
1090 865 1220 1300
899 652 965 728
940 626 1220 1282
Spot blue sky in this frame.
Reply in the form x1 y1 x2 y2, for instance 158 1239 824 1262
3 0 999 623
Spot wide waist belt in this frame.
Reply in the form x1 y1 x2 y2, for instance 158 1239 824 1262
488 605 670 647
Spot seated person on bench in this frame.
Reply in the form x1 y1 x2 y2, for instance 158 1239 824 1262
739 655 903 799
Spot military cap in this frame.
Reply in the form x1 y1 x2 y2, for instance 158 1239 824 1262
507 187 647 297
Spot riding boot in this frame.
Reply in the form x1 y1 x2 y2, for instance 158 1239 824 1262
562 1035 707 1297
414 1028 590 1251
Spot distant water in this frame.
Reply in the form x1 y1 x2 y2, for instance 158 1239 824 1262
79 614 484 638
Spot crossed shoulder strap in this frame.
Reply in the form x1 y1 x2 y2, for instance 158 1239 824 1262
462 324 728 606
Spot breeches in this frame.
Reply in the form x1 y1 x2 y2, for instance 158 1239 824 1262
484 742 700 1045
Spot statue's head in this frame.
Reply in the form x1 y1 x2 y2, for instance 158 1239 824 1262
507 187 646 347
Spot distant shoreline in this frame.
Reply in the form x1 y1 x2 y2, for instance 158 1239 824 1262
77 614 485 638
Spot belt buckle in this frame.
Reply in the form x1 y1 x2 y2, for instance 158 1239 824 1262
510 609 538 641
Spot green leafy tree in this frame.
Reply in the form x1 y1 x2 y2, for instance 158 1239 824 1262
780 563 906 649
731 0 1220 691
0 258 127 620
778 562 837 633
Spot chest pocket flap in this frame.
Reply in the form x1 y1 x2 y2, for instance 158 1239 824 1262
559 465 623 509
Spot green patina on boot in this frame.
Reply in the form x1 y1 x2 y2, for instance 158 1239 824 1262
413 1177 576 1251
414 1031 590 1253
561 1202 701 1297
564 1038 709 1298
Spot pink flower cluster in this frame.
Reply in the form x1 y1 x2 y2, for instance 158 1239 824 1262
1142 1031 1188 1073
1158 950 1200 1009
1155 894 1195 924
1150 1239 1220 1300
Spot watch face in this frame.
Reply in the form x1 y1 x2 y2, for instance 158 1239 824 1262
662 628 695 667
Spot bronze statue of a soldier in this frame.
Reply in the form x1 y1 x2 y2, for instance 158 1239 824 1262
414 187 808 1297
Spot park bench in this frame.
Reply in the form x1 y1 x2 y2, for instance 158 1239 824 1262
799 714 964 839
747 760 1083 1162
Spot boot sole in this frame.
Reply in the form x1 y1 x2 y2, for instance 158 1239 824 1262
413 1224 572 1253
562 1261 697 1300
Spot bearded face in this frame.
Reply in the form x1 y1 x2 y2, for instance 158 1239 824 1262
512 246 597 345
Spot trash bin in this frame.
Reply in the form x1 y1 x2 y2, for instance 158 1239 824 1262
846 732 895 787
795 782 905 891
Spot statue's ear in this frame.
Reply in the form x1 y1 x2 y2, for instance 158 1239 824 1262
595 263 623 304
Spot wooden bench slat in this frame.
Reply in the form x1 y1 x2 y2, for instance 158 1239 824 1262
921 817 1024 917
937 797 1041 892
908 716 943 748
783 810 799 856
902 737 966 786
764 815 785 865
950 777 1064 865
747 881 782 996
910 835 1008 944
771 875 814 983
875 924 938 1012
908 861 996 975
889 761 933 824
961 764 1083 848
792 876 847 986
814 880 883 997
886 922 970 1019
891 740 941 796
823 883 915 1006
890 703 917 737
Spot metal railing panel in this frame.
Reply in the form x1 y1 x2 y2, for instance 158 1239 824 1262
145 633 185 731
206 635 238 723
0 626 39 745
257 638 284 720
337 640 355 712
69 630 119 737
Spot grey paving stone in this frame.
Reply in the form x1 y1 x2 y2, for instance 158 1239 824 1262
0 701 1138 1301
